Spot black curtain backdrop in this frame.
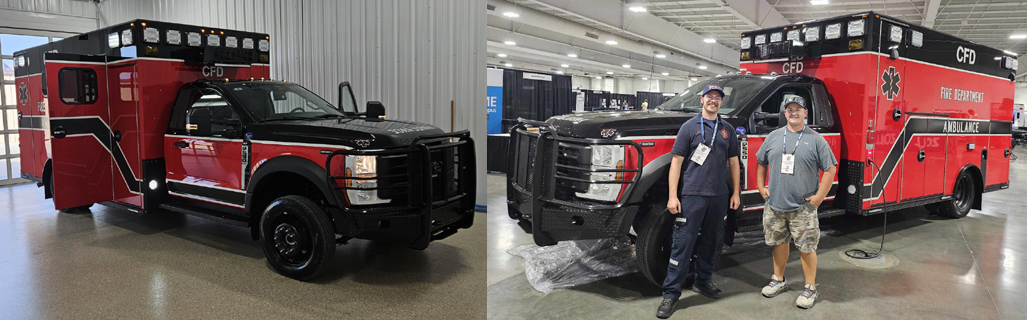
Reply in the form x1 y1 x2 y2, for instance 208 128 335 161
636 91 680 109
584 90 612 111
501 69 573 132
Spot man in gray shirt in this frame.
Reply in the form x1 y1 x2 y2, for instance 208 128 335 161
754 96 837 309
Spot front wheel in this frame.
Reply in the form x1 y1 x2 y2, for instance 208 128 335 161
635 199 725 287
259 195 336 281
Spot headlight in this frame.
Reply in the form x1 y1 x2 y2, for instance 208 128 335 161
826 23 841 40
847 19 865 37
143 27 160 43
740 37 750 49
576 145 625 202
345 155 391 205
121 29 133 46
805 26 820 42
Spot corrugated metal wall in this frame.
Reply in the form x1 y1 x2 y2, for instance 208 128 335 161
99 0 487 206
0 0 96 34
0 0 94 17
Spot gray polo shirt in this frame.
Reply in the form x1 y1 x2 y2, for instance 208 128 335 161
755 126 837 212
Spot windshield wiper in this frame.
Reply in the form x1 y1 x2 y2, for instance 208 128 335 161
262 116 309 122
310 114 347 119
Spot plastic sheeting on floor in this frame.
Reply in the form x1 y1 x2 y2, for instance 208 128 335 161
507 236 638 294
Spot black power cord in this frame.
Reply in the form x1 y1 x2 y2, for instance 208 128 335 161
844 159 887 260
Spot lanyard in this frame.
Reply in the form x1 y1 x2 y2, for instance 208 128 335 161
700 117 719 147
783 126 804 154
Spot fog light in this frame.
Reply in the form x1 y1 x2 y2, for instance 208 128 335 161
847 184 856 195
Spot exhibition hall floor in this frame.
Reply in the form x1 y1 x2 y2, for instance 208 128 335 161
0 184 486 319
487 159 1027 319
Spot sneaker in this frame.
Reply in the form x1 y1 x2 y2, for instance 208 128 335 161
656 297 678 319
692 281 723 299
796 284 817 309
761 274 789 298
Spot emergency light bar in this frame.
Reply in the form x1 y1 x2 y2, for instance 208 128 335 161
99 20 268 65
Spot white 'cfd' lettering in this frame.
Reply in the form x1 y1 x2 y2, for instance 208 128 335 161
956 46 976 65
202 66 225 77
782 62 804 74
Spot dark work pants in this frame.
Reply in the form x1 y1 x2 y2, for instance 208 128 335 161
661 194 729 299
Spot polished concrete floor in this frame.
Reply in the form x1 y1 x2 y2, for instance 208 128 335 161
0 184 485 319
487 158 1027 319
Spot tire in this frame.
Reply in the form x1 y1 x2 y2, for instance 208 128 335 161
635 198 725 287
937 172 975 219
259 195 336 281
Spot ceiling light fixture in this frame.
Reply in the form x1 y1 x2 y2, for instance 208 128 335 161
606 71 614 75
504 40 516 45
698 65 708 70
606 40 618 45
502 12 520 18
655 54 666 58
622 64 631 68
504 63 512 67
704 38 716 44
629 6 646 13
810 0 829 5
567 53 578 58
561 64 569 67
661 72 669 76
497 53 507 58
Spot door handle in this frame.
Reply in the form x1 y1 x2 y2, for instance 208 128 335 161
174 141 189 148
917 150 925 162
52 126 66 139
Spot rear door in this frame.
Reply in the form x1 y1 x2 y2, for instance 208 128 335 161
44 53 115 210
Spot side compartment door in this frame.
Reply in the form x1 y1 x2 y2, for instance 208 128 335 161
44 54 115 209
869 20 907 206
108 62 143 207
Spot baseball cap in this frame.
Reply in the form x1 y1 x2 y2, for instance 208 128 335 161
701 84 725 97
781 95 806 109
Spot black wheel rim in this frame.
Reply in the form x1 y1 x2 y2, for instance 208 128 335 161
953 175 972 211
271 212 313 266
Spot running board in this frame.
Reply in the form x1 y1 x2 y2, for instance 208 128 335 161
158 203 249 227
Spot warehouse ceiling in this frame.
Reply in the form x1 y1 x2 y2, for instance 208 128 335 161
487 0 1027 81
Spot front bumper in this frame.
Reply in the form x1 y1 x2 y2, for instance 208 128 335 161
326 130 476 250
506 120 643 246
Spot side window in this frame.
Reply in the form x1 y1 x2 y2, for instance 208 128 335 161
751 85 816 133
57 68 98 104
188 90 239 136
340 85 356 113
810 84 835 128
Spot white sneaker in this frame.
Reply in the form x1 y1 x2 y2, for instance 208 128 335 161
796 284 817 309
761 274 788 298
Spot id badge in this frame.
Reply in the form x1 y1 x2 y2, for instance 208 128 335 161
691 144 711 166
781 154 795 174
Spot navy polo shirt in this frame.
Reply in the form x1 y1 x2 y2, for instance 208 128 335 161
670 115 739 197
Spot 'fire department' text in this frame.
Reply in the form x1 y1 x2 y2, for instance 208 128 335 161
940 87 984 103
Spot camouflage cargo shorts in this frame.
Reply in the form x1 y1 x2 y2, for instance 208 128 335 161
763 201 820 253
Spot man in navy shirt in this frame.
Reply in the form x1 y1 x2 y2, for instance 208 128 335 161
657 85 741 319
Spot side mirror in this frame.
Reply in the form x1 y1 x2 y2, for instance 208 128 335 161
186 108 212 136
366 101 386 119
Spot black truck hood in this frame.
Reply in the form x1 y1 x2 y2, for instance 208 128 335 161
545 110 706 138
253 118 445 149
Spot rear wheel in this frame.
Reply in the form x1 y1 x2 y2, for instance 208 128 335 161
259 195 336 281
937 172 975 218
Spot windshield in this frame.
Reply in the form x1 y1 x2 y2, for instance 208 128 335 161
656 77 772 114
225 82 347 122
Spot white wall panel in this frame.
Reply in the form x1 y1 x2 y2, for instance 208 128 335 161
0 0 96 34
99 0 487 206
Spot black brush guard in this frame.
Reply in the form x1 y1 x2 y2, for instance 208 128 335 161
326 130 475 250
506 119 643 246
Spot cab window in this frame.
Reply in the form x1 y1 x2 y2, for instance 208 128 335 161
752 85 816 134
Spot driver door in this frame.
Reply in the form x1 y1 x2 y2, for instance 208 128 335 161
164 88 246 208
